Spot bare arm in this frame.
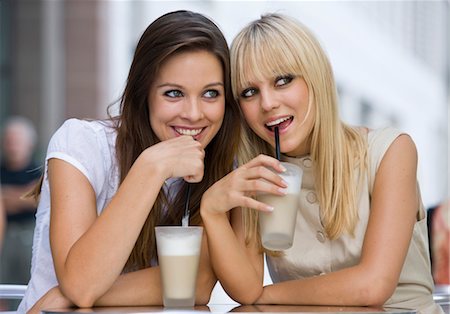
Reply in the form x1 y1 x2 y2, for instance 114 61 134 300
201 155 286 304
258 135 419 306
94 233 216 306
28 235 216 313
49 136 206 307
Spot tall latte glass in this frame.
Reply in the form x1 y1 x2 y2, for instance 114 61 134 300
155 226 203 307
258 162 302 250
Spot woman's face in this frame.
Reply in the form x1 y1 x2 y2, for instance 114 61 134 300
148 50 225 148
238 74 315 157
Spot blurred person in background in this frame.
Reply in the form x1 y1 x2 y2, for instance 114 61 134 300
0 187 5 250
429 200 449 285
0 116 41 284
0 188 7 311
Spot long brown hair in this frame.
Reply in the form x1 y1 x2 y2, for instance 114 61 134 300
114 10 240 270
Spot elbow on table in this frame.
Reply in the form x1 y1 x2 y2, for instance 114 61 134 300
64 293 95 309
230 285 263 305
60 281 98 308
359 279 396 307
195 283 215 305
195 275 217 305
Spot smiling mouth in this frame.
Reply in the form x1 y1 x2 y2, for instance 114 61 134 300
265 116 293 131
174 127 204 136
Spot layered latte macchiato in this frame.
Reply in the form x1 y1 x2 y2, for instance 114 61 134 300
155 226 203 307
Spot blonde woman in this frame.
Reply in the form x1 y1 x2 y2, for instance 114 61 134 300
200 13 437 311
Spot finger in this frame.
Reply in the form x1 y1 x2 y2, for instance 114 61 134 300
244 154 286 173
183 161 204 182
184 172 204 183
182 140 205 157
182 135 203 148
240 196 274 212
170 135 202 149
244 166 288 188
243 178 288 197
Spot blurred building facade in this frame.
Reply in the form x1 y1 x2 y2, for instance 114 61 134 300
0 0 448 217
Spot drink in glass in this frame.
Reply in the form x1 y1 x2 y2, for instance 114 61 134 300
155 226 203 307
258 162 302 250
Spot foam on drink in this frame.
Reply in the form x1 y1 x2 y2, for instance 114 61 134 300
157 229 202 256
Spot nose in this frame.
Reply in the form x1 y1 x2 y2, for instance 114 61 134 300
260 88 280 112
181 97 204 121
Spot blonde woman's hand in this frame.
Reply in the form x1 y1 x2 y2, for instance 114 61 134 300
27 286 73 314
140 135 205 183
201 154 287 216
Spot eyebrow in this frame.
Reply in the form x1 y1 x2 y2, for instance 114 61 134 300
155 82 224 89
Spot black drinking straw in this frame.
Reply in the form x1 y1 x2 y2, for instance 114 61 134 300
274 126 281 161
183 136 196 226
183 183 192 226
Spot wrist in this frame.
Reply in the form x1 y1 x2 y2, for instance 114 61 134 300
200 195 227 221
135 150 168 184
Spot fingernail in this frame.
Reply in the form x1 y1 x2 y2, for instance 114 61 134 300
281 179 288 187
279 164 287 172
266 205 274 212
278 188 288 195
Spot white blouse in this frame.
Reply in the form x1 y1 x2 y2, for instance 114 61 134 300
18 119 181 313
18 119 119 313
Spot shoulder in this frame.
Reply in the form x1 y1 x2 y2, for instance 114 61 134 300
381 132 417 168
367 127 416 160
55 118 113 137
45 119 118 196
368 127 403 144
366 127 417 189
49 119 115 149
46 118 117 173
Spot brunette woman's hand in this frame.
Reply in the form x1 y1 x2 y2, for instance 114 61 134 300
201 154 287 217
27 286 73 314
141 136 205 183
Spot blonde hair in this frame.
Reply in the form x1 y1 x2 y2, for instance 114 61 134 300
231 13 367 247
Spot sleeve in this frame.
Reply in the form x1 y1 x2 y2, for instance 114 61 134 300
367 127 404 193
45 118 107 197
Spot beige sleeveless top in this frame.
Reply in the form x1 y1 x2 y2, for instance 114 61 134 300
266 127 435 310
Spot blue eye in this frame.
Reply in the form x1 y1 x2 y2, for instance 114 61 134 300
165 90 183 98
240 88 257 98
204 90 219 98
275 75 293 87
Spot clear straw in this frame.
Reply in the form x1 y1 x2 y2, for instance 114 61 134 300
182 183 191 227
274 126 281 161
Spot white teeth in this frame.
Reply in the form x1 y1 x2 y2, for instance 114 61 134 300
266 117 291 127
175 128 202 136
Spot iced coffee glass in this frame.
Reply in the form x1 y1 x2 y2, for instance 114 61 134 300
258 162 302 250
155 226 203 307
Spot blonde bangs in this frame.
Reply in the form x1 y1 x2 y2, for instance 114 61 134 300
231 21 304 100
